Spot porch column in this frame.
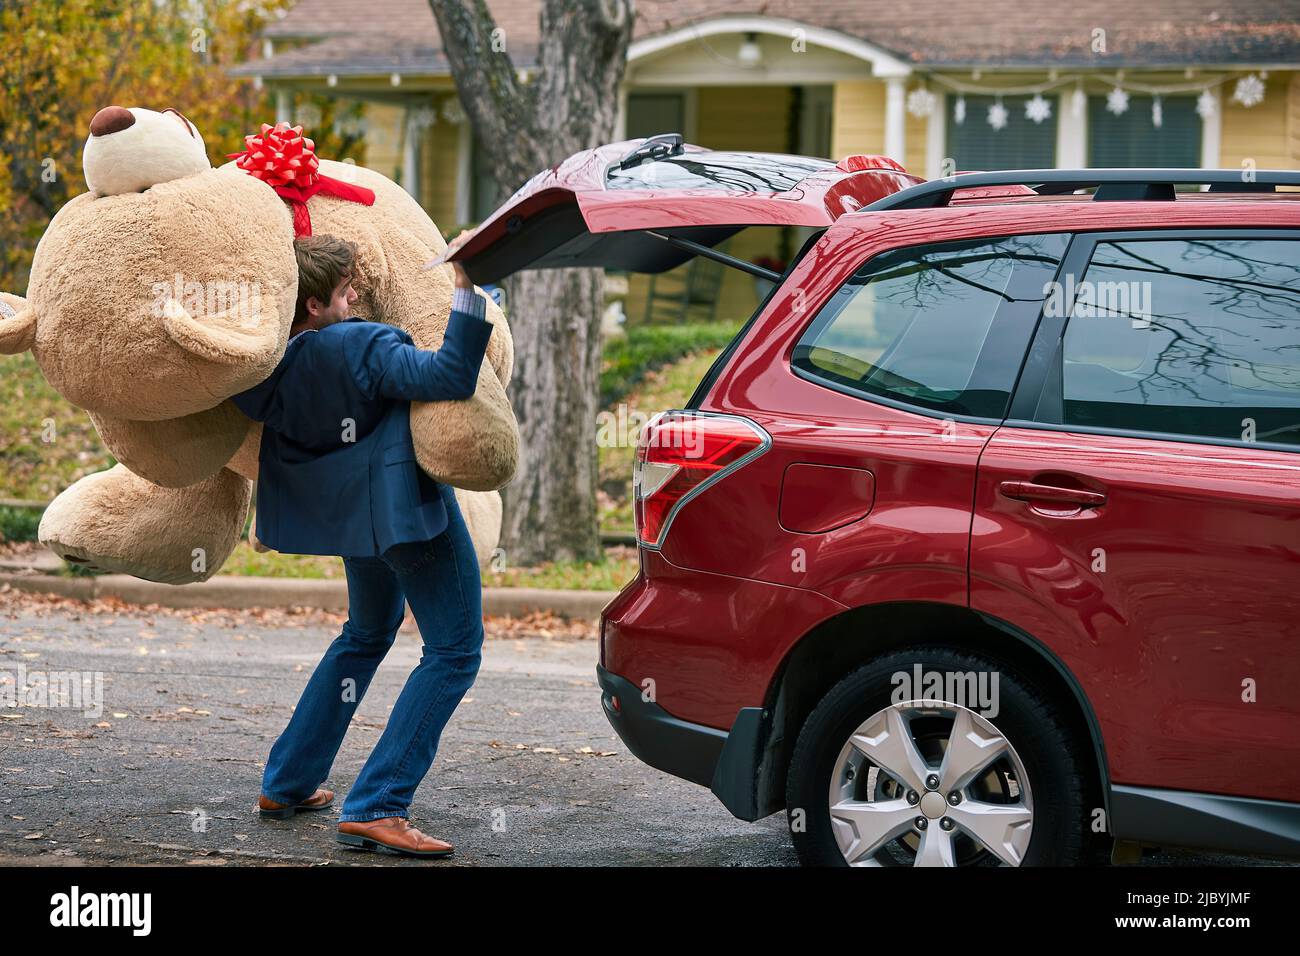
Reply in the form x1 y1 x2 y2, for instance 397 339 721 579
884 77 906 164
1057 92 1087 168
402 110 419 201
1200 87 1222 168
275 89 291 124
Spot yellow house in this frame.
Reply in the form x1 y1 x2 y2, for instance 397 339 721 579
234 0 1300 325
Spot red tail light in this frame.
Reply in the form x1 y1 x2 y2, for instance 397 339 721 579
632 411 770 549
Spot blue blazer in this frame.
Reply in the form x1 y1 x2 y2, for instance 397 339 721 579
230 310 495 557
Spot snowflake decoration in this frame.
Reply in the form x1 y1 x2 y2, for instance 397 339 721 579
906 87 937 118
1106 86 1130 116
1151 96 1163 129
1196 88 1217 120
953 95 967 125
987 100 1008 131
1233 73 1265 108
1024 93 1052 124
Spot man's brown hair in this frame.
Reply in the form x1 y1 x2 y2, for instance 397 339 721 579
293 234 358 325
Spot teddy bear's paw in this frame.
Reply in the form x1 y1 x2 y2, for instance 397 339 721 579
481 293 514 388
248 512 272 553
39 464 251 585
0 291 35 355
410 365 520 492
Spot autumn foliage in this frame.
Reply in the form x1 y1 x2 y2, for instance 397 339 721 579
0 0 362 294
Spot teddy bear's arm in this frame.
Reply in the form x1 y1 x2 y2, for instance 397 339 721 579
88 404 252 489
0 292 36 355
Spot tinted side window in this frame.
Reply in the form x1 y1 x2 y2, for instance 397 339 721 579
1050 238 1300 448
792 234 1068 418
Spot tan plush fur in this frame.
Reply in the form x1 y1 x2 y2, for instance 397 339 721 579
40 464 252 586
0 110 519 585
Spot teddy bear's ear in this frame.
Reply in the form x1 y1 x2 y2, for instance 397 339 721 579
0 292 36 355
161 297 282 367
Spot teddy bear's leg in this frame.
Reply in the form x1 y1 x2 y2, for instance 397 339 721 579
39 464 250 585
452 487 503 570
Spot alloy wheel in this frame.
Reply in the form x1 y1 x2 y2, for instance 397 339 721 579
827 700 1034 866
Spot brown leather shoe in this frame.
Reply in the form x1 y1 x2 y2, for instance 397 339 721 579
257 788 334 820
336 817 454 858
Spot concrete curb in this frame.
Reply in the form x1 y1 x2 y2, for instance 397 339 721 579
0 563 618 620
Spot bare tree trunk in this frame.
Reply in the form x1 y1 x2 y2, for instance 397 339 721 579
430 0 634 565
502 267 605 561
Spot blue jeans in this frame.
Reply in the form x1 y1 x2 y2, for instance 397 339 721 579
260 483 484 823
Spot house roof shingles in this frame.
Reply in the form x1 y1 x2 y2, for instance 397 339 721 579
240 0 1300 76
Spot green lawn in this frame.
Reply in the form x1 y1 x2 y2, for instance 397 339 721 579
216 539 640 590
0 352 112 501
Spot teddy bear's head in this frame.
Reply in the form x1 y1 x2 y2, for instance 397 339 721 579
0 106 297 422
12 166 297 420
83 106 212 196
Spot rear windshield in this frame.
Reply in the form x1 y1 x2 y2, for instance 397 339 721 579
607 151 835 193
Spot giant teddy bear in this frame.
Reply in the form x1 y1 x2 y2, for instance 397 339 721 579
0 106 519 585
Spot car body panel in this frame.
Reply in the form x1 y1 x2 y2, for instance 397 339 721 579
972 426 1300 804
600 547 848 731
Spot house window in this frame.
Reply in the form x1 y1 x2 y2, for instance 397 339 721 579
1088 94 1201 167
945 95 1057 171
626 93 685 139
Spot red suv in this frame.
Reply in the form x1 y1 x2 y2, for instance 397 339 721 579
451 137 1300 867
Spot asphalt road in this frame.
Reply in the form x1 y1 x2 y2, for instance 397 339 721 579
0 588 1290 868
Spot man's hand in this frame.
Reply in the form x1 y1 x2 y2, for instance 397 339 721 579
447 229 474 290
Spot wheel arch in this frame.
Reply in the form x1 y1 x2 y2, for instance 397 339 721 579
751 601 1112 826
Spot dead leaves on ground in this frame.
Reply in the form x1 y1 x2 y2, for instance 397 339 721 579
0 583 596 640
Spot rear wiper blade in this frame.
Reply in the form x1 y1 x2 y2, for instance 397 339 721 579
616 133 684 170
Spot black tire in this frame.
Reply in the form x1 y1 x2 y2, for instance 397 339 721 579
786 646 1092 867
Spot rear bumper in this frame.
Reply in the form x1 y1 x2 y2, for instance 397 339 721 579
597 665 726 788
597 664 772 821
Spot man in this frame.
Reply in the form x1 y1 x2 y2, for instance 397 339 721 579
231 234 494 858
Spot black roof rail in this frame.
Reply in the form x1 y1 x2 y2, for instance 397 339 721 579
866 168 1300 211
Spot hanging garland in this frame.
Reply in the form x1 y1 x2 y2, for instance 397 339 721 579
906 71 1266 130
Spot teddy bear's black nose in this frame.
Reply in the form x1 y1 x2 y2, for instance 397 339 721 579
89 106 135 137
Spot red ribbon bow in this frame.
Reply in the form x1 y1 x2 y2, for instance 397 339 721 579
228 122 375 237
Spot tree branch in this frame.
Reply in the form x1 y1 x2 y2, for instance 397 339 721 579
428 0 538 184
